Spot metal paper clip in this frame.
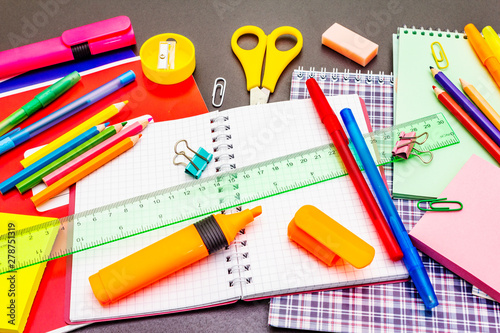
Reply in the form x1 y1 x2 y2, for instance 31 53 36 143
173 140 213 179
392 131 433 164
158 39 176 70
212 77 226 108
431 41 449 69
417 198 463 211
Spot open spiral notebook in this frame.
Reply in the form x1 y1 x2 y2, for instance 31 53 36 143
66 95 408 323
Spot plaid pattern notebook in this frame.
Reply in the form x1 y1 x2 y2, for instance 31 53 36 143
268 68 500 333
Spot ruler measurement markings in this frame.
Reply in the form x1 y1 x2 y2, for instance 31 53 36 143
1 113 458 273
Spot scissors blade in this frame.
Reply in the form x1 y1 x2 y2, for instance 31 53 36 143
250 87 270 105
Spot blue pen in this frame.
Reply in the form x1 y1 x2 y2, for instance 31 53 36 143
0 123 108 194
0 70 135 156
340 108 438 310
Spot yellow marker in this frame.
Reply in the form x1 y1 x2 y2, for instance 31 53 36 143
460 78 500 132
21 101 128 167
483 26 500 63
288 205 375 269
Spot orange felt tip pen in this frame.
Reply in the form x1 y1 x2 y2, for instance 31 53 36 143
89 206 262 305
464 23 500 88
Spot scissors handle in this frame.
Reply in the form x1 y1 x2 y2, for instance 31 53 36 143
231 26 267 91
262 26 303 93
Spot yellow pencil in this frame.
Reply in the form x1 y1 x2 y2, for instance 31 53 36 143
31 134 141 207
21 101 128 167
460 78 500 132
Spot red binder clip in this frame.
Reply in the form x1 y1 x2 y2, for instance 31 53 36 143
392 131 433 164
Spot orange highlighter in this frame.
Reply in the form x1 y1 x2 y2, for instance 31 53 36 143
464 23 500 88
89 206 262 305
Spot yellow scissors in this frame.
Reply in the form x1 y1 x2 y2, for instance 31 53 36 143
231 25 303 105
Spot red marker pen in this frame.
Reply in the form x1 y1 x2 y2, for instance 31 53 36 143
306 78 403 261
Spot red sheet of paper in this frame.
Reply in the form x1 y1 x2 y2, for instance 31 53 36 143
9 57 208 333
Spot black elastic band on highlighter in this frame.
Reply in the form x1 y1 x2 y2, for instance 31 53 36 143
71 42 91 60
194 215 228 254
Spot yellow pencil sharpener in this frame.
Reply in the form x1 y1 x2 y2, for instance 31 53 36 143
288 205 375 269
140 33 196 85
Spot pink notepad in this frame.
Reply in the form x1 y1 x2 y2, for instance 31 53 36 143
410 154 500 303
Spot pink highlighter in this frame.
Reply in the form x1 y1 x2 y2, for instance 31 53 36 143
0 16 136 79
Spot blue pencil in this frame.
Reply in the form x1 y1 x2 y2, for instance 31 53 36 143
0 123 108 194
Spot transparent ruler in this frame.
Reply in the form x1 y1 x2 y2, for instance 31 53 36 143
0 113 458 274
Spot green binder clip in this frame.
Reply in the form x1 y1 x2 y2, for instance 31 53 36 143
417 198 463 211
173 139 213 179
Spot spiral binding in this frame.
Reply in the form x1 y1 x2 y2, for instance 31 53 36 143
209 112 252 287
210 114 236 172
399 25 465 39
229 277 252 287
296 66 394 85
225 251 248 262
226 248 251 287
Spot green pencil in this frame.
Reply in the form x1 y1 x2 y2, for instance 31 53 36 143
16 122 126 194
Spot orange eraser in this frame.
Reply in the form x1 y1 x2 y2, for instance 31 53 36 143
322 23 378 67
288 205 375 269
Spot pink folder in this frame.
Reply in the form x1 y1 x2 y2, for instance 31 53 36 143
410 155 500 303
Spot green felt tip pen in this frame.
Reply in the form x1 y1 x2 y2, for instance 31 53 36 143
16 121 126 194
0 71 81 137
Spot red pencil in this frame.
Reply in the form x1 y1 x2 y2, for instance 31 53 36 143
433 85 500 163
307 78 403 261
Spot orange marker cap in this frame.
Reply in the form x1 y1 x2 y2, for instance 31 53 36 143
288 205 375 269
465 23 495 64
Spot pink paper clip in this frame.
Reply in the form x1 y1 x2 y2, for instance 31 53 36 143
392 131 433 164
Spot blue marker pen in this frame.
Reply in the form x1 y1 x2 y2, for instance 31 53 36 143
340 107 438 309
0 70 135 156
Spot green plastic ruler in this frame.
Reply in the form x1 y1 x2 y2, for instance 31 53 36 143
0 113 458 274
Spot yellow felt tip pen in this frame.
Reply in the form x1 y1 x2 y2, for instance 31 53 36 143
483 26 500 63
89 206 262 305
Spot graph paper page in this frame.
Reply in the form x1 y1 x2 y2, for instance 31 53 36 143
69 96 407 322
226 96 407 298
69 113 241 322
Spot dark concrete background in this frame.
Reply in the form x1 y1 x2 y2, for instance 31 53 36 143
1 0 499 332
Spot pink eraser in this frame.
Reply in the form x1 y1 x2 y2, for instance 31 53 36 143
322 23 379 67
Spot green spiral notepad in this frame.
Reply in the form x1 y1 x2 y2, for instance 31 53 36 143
393 26 500 199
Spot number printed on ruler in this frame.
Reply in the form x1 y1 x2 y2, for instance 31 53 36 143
0 113 459 273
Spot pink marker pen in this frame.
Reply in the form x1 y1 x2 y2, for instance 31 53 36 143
0 16 136 79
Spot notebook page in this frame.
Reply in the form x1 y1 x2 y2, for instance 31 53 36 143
393 27 500 199
69 113 241 322
226 95 407 298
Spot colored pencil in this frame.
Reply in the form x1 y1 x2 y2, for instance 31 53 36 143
0 71 135 158
0 124 106 194
460 78 500 133
21 101 128 167
431 67 500 147
32 134 141 207
16 122 126 194
433 86 500 163
43 119 150 186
